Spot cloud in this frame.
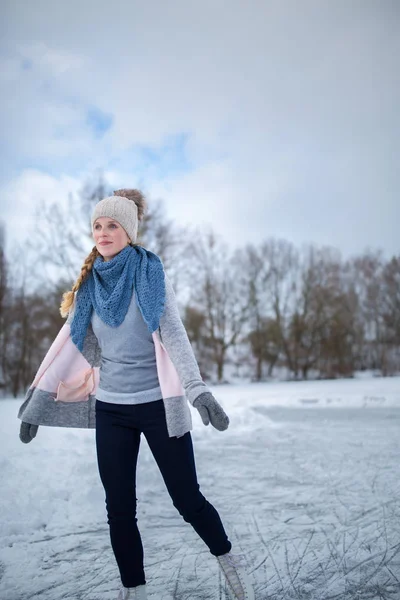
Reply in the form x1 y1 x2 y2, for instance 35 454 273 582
0 45 99 173
18 41 86 76
1 170 82 250
0 0 399 258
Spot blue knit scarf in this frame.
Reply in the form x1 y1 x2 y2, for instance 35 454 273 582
70 245 165 352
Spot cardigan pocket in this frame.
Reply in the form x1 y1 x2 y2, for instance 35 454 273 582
55 368 95 402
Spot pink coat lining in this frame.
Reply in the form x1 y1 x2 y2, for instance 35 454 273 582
33 324 184 402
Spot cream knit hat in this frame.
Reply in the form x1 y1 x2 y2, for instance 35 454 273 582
91 189 145 243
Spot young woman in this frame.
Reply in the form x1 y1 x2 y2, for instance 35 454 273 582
18 189 255 600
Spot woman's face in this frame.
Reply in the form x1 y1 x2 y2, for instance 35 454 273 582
93 217 130 261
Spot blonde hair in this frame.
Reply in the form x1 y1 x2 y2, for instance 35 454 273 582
59 188 147 319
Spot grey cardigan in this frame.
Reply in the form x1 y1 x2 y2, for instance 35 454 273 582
18 275 211 438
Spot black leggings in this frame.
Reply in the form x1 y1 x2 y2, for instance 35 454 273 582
95 398 232 587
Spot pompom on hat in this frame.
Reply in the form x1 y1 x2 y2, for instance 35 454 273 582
91 189 146 244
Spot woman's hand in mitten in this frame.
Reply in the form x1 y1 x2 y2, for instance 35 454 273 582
193 392 230 431
20 422 39 444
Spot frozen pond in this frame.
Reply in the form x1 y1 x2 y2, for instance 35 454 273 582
1 376 400 599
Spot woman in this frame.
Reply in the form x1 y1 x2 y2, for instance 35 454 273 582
18 189 255 600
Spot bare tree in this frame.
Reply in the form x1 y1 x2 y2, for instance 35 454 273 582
288 245 351 379
256 238 300 377
186 228 249 382
236 242 280 380
139 196 189 277
380 256 400 374
25 173 109 288
1 237 61 396
183 305 210 379
349 251 386 373
247 316 281 380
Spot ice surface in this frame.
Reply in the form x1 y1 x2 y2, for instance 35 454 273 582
1 376 399 599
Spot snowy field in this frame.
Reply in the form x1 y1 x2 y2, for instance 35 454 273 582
1 376 400 600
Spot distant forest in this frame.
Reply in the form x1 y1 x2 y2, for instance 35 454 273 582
1 175 399 397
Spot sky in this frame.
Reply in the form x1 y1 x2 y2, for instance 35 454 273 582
1 0 399 260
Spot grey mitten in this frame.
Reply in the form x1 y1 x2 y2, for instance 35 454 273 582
19 422 39 444
193 392 230 431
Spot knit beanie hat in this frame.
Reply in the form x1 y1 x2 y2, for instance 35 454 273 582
91 189 146 243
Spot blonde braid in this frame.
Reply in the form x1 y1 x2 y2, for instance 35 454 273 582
59 246 101 318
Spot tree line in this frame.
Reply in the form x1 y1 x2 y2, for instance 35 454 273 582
1 177 399 397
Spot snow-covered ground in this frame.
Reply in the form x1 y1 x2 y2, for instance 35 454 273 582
1 376 400 600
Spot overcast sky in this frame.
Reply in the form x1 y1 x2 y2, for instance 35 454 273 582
1 0 399 260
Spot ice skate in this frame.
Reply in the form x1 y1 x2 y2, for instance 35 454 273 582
217 551 255 600
117 583 148 599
